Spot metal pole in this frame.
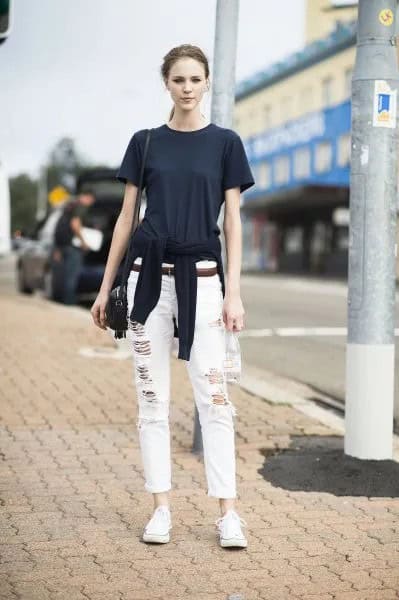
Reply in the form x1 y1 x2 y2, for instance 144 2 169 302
36 166 48 222
345 0 399 459
394 0 399 425
192 0 240 454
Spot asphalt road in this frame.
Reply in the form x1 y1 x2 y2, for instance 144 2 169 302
240 273 399 405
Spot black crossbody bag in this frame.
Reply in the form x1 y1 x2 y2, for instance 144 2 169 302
106 128 152 338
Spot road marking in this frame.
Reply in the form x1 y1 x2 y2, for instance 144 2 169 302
240 327 399 337
275 327 347 336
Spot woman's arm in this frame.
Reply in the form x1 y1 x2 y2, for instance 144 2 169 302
99 182 138 293
222 187 245 332
70 216 89 251
91 182 138 329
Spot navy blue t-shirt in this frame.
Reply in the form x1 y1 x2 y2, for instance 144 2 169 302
116 122 255 241
115 122 255 361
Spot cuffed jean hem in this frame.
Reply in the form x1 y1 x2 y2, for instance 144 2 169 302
144 484 172 494
207 489 237 499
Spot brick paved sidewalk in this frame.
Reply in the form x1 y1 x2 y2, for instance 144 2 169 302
1 292 399 600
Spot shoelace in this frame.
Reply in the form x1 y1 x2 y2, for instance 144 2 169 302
215 510 247 535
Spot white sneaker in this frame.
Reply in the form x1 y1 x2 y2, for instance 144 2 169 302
215 509 248 548
142 505 172 544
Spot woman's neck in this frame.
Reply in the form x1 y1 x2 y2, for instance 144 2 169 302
167 113 208 132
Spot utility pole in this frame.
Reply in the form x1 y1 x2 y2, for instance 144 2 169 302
345 0 399 459
36 166 48 222
192 0 240 454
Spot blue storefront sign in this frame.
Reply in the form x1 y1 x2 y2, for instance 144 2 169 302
243 99 351 204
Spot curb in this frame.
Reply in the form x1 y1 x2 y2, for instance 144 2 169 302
240 361 399 461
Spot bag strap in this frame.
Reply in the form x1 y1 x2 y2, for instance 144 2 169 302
119 128 152 289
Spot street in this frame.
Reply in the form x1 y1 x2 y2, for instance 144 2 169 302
241 274 399 404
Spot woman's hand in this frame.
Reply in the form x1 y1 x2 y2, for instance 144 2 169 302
222 293 245 332
90 290 109 330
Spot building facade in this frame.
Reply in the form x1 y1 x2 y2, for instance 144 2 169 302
235 1 358 275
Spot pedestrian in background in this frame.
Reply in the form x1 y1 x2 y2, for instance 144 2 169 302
91 44 255 548
54 190 95 305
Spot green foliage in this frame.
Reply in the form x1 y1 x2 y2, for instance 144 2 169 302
9 173 38 235
9 136 93 235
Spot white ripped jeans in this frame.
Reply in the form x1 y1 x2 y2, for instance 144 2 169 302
126 257 237 499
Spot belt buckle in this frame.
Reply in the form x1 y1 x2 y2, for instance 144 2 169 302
167 265 172 276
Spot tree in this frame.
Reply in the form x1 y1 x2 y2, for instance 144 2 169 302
47 137 88 192
9 174 38 234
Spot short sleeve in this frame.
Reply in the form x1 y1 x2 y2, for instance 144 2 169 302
222 132 255 193
116 132 144 188
73 205 87 220
69 202 86 220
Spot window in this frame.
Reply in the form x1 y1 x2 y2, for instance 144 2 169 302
322 76 334 107
337 133 351 167
293 147 311 179
285 227 303 254
315 141 332 173
274 155 290 185
257 161 271 189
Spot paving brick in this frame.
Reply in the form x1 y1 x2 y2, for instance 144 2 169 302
1 292 399 600
330 591 398 600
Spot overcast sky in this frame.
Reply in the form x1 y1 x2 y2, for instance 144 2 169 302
0 0 305 178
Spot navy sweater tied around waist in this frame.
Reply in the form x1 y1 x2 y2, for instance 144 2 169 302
128 226 225 361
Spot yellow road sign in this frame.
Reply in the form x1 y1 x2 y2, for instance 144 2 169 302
48 186 69 206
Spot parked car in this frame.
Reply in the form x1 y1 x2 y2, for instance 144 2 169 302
16 168 127 302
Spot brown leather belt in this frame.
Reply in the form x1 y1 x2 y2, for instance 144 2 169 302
131 263 218 277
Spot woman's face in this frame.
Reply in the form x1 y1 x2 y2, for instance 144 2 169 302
166 57 208 114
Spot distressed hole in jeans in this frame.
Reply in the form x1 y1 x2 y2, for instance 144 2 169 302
211 391 228 405
141 389 157 403
210 398 238 419
137 364 153 384
133 339 151 356
208 396 237 419
205 368 224 385
130 321 146 336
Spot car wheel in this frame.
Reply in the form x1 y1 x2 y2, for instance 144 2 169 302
17 265 33 294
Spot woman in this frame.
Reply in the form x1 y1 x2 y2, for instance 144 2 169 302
91 44 255 548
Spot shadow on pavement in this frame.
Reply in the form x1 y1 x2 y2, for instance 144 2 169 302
258 435 399 497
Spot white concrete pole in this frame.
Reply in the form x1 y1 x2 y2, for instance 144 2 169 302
345 0 399 459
